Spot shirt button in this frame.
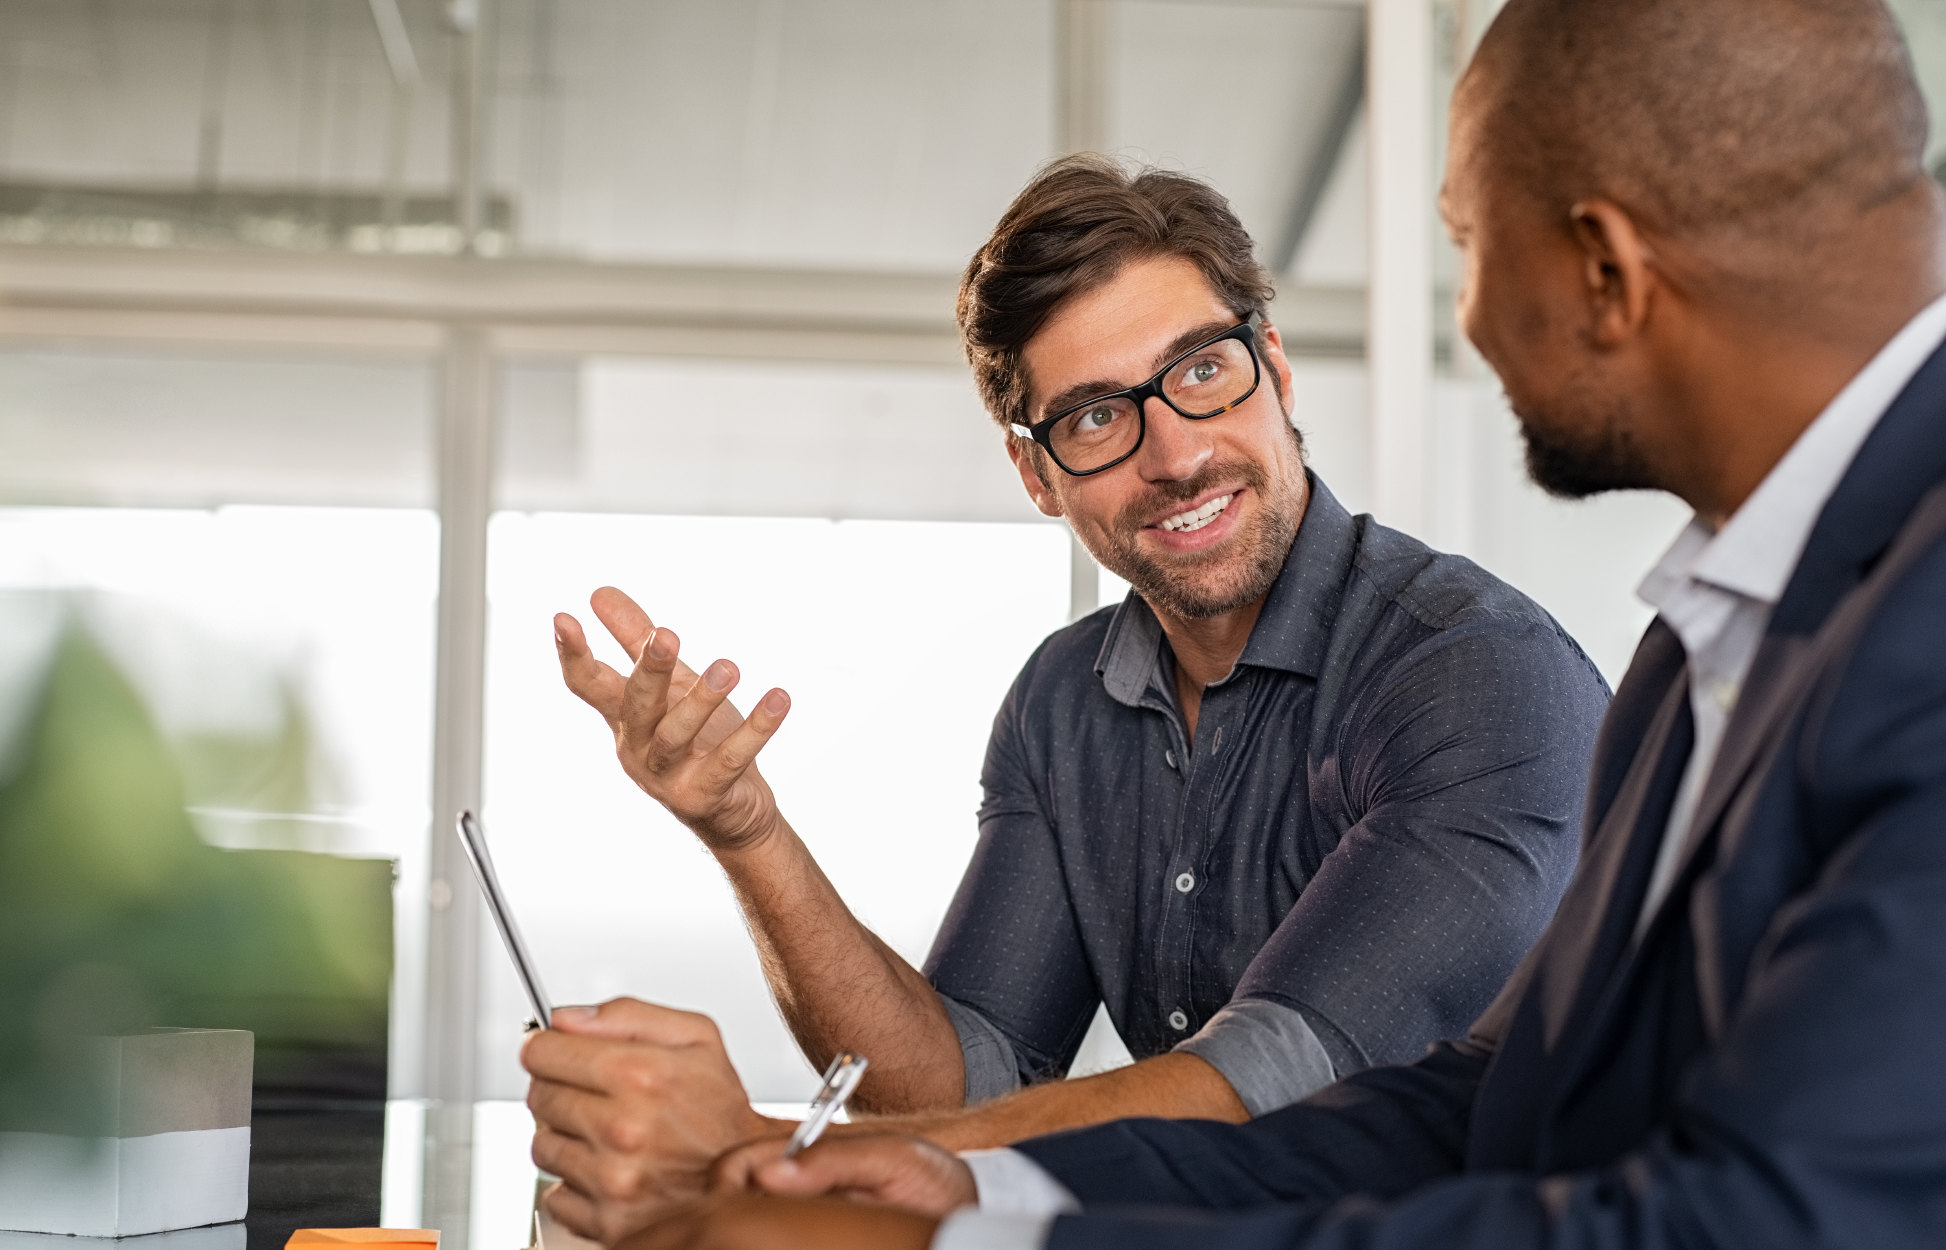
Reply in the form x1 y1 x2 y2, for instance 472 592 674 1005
1175 871 1195 893
1164 749 1177 769
1168 1009 1189 1031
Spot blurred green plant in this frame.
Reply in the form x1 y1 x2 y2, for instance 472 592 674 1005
0 610 393 1136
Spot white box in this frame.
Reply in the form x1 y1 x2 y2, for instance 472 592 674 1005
0 1029 253 1238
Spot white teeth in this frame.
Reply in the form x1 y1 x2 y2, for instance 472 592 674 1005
1159 493 1234 533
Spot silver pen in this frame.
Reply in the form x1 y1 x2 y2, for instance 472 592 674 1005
783 1052 870 1158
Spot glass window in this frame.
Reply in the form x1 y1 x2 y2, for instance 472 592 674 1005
0 345 438 1097
461 352 1072 1245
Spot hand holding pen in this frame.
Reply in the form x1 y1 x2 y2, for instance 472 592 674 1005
786 1052 870 1156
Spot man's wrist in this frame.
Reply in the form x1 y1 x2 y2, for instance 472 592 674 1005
708 808 798 866
958 1148 1080 1218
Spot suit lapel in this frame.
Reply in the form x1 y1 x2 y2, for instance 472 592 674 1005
1772 334 1946 635
1627 633 1814 952
1534 650 1692 1049
1630 335 1946 948
1536 336 1946 1143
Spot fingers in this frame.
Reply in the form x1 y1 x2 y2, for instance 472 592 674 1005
709 1137 791 1194
555 613 628 721
647 657 743 769
692 689 792 793
550 997 727 1046
567 590 788 850
590 585 655 657
745 1135 979 1218
532 1123 602 1187
539 1179 607 1244
752 1138 910 1198
618 626 681 754
527 1076 612 1145
522 1029 696 1099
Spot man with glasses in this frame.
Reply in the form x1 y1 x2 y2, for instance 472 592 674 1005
522 156 1610 1243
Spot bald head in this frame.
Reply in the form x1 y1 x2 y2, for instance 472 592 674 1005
1462 0 1932 281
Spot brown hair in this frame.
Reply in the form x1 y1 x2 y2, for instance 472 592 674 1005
956 154 1277 431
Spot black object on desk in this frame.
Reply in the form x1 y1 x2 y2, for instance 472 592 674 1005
244 1102 386 1250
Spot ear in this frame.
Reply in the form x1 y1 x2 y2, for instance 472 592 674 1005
1567 199 1656 347
1259 321 1297 420
1004 434 1065 518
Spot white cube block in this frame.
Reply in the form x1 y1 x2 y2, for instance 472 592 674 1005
0 1220 246 1250
0 1029 253 1238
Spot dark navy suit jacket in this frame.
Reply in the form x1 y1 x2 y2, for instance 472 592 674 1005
1013 340 1946 1249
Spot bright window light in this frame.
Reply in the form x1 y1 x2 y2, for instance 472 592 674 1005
479 511 1070 1100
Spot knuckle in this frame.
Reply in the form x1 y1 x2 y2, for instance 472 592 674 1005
604 1117 648 1154
617 1058 664 1098
596 1160 645 1201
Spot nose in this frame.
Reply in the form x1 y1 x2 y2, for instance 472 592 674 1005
1133 397 1214 483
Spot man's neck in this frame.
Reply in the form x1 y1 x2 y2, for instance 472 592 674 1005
1153 473 1311 742
1657 204 1946 526
1161 598 1267 744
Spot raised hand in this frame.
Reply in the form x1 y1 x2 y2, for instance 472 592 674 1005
523 998 791 1244
711 1133 978 1218
555 586 792 853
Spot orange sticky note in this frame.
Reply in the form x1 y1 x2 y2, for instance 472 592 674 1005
288 1231 440 1250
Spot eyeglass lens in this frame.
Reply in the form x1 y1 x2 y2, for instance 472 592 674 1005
1048 335 1257 473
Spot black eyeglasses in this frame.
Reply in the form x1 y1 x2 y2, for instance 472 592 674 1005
1010 314 1264 477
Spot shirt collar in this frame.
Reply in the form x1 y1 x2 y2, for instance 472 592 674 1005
1095 471 1355 706
1639 291 1946 614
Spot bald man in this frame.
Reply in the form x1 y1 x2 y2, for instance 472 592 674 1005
616 0 1946 1246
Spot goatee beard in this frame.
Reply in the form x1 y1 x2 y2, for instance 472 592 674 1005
1518 404 1658 500
1092 460 1304 621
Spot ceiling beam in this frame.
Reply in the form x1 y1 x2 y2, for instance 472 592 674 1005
0 243 1365 362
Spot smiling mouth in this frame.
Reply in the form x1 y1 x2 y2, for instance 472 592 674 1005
1156 493 1235 533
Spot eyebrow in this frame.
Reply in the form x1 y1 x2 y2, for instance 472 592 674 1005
1034 318 1241 422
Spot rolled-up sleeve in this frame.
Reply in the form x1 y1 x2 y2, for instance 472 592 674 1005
1229 618 1604 1081
939 994 1028 1105
1174 999 1338 1116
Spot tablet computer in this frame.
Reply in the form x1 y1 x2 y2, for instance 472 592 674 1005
455 810 554 1030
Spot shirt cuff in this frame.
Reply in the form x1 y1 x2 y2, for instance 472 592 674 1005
1172 998 1337 1117
930 1210 1057 1250
939 994 1025 1105
961 1147 1082 1217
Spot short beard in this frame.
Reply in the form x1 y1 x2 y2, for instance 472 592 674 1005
1092 458 1304 621
1515 388 1659 500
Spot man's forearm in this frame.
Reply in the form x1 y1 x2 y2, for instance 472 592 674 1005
715 819 966 1113
857 1051 1248 1152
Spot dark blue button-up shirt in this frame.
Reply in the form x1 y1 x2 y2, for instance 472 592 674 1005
924 474 1609 1112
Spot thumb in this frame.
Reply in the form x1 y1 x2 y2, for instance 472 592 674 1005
751 1137 904 1197
550 997 723 1047
710 1136 792 1193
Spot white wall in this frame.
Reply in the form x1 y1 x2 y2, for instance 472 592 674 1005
1289 358 1688 687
